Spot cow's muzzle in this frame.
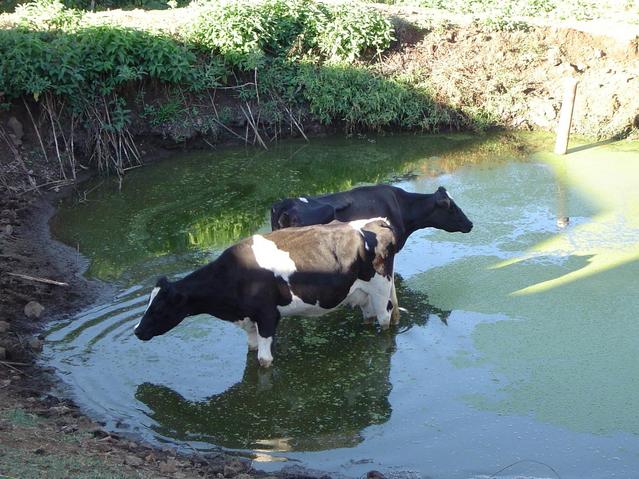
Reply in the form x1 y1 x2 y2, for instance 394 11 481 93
134 327 153 341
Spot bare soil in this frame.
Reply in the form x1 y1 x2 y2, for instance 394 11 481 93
1 8 638 479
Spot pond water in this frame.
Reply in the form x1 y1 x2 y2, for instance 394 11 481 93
46 133 639 478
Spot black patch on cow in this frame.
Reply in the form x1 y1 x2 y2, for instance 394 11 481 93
386 300 393 312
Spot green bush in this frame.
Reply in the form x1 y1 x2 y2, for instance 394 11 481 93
187 0 395 68
14 0 84 30
298 64 458 131
0 26 196 100
313 3 395 62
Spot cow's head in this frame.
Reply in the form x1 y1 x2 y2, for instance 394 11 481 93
271 197 335 230
426 186 473 233
134 277 189 341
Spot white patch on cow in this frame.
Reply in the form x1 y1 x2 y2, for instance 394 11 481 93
135 286 161 331
146 287 160 311
255 323 274 368
278 272 393 327
350 217 388 253
235 317 258 350
344 273 393 328
251 235 297 282
277 296 329 317
348 217 389 231
298 197 309 203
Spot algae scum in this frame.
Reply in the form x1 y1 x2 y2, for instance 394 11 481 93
47 133 639 478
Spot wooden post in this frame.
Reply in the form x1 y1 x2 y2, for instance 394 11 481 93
554 77 578 155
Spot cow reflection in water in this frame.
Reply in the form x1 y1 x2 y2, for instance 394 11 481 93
134 277 450 451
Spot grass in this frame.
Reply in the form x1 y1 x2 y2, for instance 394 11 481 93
0 447 147 479
0 407 149 479
1 408 40 427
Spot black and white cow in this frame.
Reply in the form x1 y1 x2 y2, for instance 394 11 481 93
271 185 473 251
134 218 397 367
271 184 473 322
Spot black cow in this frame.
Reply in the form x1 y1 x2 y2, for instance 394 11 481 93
271 184 473 322
271 185 473 251
134 218 397 367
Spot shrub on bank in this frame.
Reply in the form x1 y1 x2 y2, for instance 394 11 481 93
186 0 394 67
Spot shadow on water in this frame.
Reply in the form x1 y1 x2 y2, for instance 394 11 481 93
134 276 449 452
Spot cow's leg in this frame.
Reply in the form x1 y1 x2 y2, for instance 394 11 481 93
235 318 259 350
370 276 394 330
359 295 377 324
390 274 400 325
254 311 280 368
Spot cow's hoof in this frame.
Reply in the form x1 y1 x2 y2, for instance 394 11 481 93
258 357 273 368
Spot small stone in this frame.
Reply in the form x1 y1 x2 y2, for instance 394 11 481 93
223 459 247 477
0 321 9 333
144 452 156 463
8 133 22 148
174 473 187 479
0 347 6 360
547 46 562 66
234 474 252 479
569 62 586 73
125 454 143 467
24 301 45 319
159 461 177 474
7 116 24 141
33 447 46 455
0 379 10 388
28 337 44 352
3 224 13 236
367 472 387 479
594 48 605 58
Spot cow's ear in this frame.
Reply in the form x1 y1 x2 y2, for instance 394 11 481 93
435 187 450 208
436 197 450 208
331 197 352 212
313 204 336 223
156 276 170 289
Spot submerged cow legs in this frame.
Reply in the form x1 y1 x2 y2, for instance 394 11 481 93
390 274 400 325
235 318 258 350
255 323 274 368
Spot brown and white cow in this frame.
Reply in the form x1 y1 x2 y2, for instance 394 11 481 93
134 218 397 367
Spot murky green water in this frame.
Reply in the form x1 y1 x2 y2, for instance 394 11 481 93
46 133 639 478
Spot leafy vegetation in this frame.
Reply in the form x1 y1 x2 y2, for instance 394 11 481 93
1 0 188 13
186 0 394 67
